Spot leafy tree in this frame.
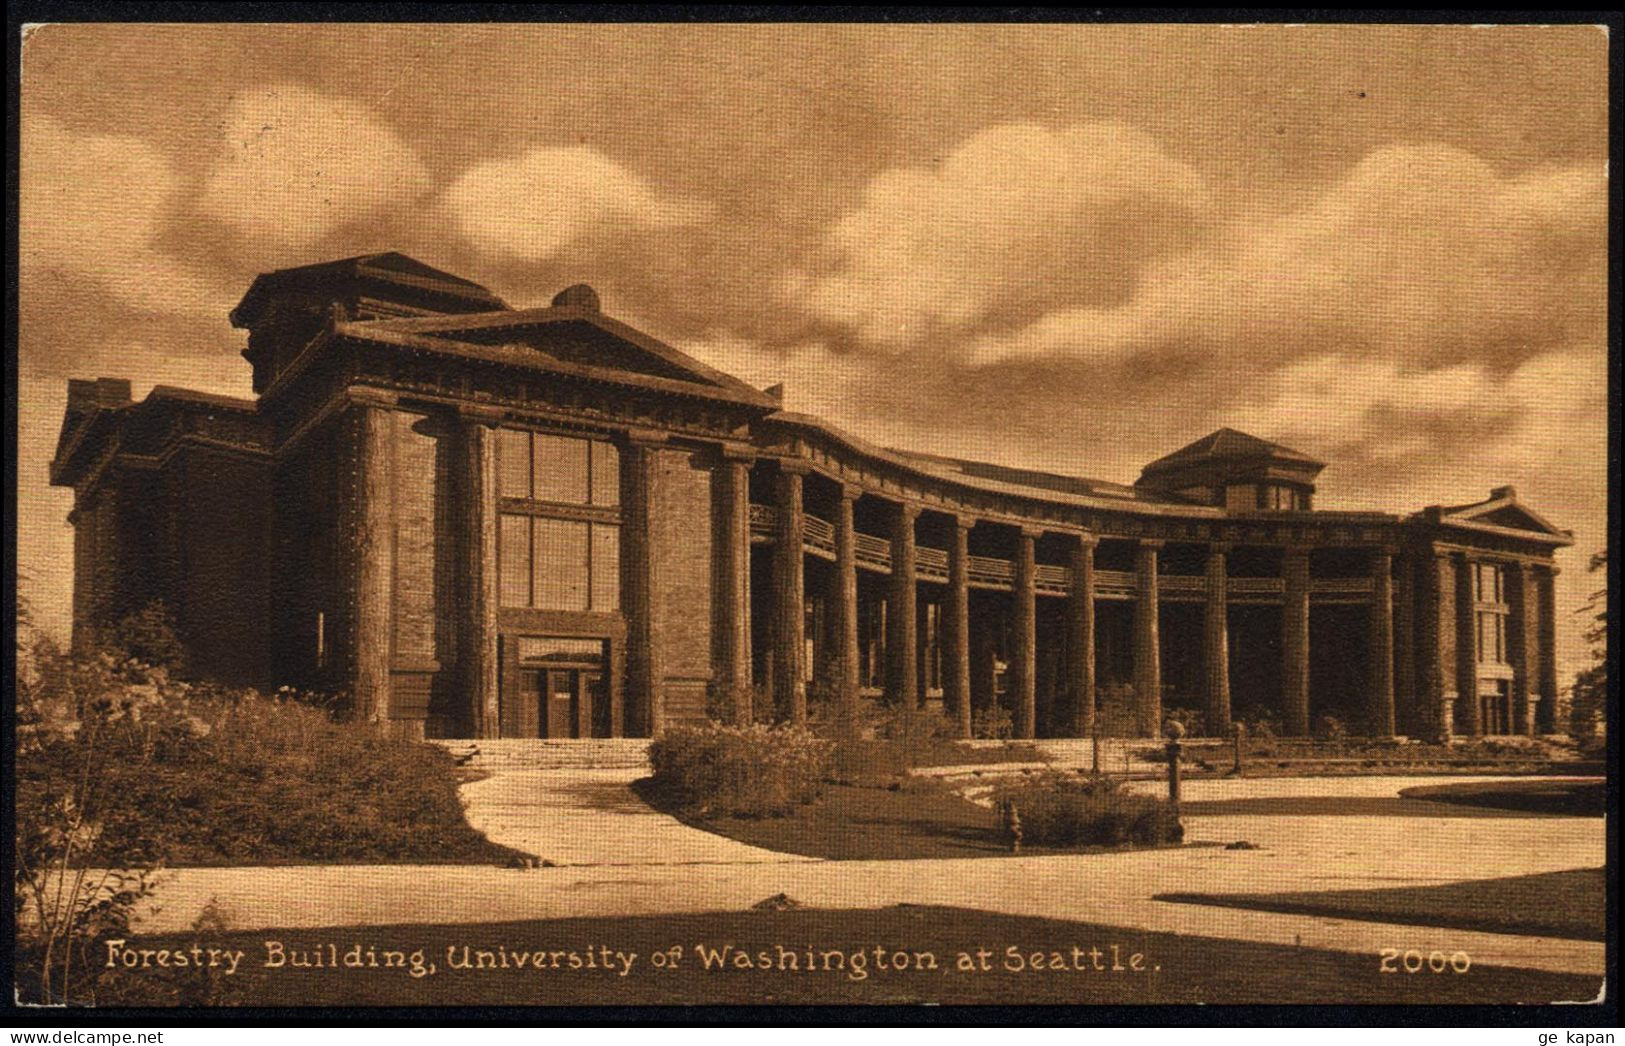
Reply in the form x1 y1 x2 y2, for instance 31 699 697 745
1568 549 1606 743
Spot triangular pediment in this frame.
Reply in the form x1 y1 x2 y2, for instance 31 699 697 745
337 303 776 407
1436 488 1571 542
1453 501 1567 536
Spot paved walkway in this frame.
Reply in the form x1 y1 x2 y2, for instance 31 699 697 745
459 768 812 866
128 773 1606 981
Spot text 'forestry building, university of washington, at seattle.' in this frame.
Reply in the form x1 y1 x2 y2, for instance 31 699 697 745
51 254 1574 742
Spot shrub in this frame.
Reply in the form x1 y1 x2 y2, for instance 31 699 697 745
1312 714 1349 745
648 723 833 818
993 773 1181 848
1096 683 1140 737
1164 706 1207 738
971 704 1014 740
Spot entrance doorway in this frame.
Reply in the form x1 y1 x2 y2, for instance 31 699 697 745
502 636 608 738
1479 678 1513 736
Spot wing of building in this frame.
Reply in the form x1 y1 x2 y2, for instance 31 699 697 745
50 253 1574 741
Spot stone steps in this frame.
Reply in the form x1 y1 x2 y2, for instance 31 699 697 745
433 738 652 771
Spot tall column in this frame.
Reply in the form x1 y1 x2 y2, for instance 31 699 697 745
772 464 807 724
716 454 754 724
1012 528 1038 739
1280 545 1311 736
351 401 394 726
1203 542 1232 737
461 418 499 738
1416 551 1449 742
1454 552 1481 738
886 502 920 707
969 602 997 724
830 485 862 722
1367 546 1396 737
623 436 663 736
1392 552 1416 736
1133 539 1163 737
943 517 973 738
1535 564 1559 734
1066 535 1097 738
1505 561 1533 736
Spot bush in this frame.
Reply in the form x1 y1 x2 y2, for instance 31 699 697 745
993 773 1181 848
971 704 1013 740
1312 714 1349 745
648 723 833 818
1165 706 1207 738
1097 683 1140 737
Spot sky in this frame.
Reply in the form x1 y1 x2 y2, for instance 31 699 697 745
17 22 1610 679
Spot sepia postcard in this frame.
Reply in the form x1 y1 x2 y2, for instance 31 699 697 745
10 15 1614 1021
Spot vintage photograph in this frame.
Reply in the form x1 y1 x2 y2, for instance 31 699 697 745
13 19 1611 1014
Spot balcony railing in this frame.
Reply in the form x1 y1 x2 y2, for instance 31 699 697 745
744 503 1378 601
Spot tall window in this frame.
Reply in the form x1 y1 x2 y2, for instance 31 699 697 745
1473 562 1507 665
497 429 620 611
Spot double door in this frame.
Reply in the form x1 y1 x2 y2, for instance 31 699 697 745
520 667 604 738
501 636 609 738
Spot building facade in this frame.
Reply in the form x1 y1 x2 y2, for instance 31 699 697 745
51 253 1574 741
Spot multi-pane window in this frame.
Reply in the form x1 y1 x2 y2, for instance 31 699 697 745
1473 562 1508 665
497 428 619 506
1476 611 1506 664
1259 485 1303 511
497 429 621 611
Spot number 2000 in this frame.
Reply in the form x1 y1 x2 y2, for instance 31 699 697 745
1380 949 1471 974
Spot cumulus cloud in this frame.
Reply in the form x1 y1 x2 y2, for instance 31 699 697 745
970 144 1605 368
1226 349 1606 518
786 122 1211 348
445 146 712 262
21 115 229 312
199 82 431 247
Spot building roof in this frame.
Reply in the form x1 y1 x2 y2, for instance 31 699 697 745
1422 486 1573 545
1141 427 1324 473
230 252 508 328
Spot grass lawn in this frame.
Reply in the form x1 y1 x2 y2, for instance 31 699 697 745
635 777 1011 859
1397 779 1604 817
1176 795 1578 819
99 904 1601 1006
636 777 1197 860
1155 868 1605 942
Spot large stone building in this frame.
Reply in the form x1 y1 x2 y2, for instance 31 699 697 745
51 253 1574 741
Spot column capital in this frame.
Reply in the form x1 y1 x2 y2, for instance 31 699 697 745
952 513 977 531
838 481 864 502
1017 524 1044 539
1076 532 1100 548
717 441 757 464
456 403 506 426
1207 540 1232 555
895 500 922 521
1137 538 1165 551
347 385 398 409
625 427 670 449
776 457 814 476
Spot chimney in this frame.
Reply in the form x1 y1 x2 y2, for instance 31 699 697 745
1490 485 1517 501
